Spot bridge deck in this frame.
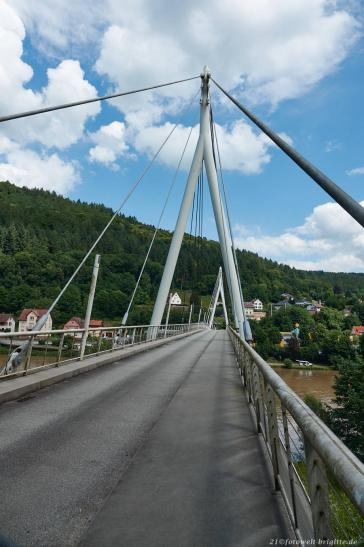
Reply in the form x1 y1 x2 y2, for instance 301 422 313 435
0 330 291 546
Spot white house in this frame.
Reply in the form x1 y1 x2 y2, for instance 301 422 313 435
169 292 182 305
18 309 52 333
252 298 263 310
244 303 266 321
244 303 254 317
0 314 15 332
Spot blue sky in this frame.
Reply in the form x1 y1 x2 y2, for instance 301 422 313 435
0 0 363 272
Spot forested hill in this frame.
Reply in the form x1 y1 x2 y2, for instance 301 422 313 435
0 180 363 325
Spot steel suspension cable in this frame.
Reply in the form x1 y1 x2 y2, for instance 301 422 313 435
0 76 200 123
122 125 194 325
211 78 364 228
37 87 200 324
9 93 200 370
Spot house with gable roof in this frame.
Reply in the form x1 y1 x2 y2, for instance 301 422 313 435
18 309 52 333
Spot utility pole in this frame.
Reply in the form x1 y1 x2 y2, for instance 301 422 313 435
80 254 101 360
188 303 193 329
164 294 172 338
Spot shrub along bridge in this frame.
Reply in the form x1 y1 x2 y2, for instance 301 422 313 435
0 67 363 546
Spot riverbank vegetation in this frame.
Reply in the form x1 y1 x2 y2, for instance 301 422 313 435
252 305 357 367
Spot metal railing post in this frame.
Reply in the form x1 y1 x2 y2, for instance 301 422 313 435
97 334 103 354
252 360 263 434
282 405 298 530
56 333 65 366
266 382 280 491
23 335 34 375
245 353 254 404
304 437 333 540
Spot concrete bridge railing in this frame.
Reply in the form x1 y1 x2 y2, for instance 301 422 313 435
0 323 204 379
229 327 364 544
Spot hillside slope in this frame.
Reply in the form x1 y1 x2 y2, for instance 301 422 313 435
0 181 363 325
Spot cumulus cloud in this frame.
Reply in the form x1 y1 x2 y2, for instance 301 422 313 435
0 3 100 150
11 1 360 119
214 122 271 174
0 137 79 194
131 120 292 174
3 1 362 196
234 200 364 272
93 0 360 113
89 121 130 169
347 166 364 176
0 0 360 186
132 123 199 171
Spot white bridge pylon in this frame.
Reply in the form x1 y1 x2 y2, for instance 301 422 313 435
207 267 229 328
149 66 246 338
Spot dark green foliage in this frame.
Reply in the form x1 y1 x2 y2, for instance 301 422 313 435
304 393 330 424
252 306 355 366
329 357 364 461
1 181 364 328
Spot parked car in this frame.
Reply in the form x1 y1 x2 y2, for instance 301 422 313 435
296 360 312 367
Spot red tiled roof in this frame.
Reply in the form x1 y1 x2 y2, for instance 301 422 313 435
0 313 13 323
64 317 84 328
19 309 49 321
90 320 103 327
352 326 364 335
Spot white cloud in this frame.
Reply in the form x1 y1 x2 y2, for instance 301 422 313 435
214 122 271 174
0 3 100 150
347 166 364 176
0 137 79 194
92 0 360 113
325 140 342 152
132 119 288 174
89 121 130 169
132 123 199 171
3 0 362 196
11 1 359 120
234 200 364 272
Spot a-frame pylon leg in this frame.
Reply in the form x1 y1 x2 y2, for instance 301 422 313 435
149 67 245 337
149 133 204 331
207 267 229 328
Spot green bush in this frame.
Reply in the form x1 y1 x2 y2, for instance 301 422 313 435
283 358 293 368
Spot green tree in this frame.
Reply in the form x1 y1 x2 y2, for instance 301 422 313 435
329 358 364 461
359 334 364 358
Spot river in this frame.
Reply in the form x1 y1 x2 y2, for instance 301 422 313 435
273 367 337 404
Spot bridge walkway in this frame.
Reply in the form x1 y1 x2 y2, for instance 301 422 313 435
0 329 291 546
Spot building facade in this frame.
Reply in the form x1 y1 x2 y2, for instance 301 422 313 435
0 314 15 332
18 309 52 333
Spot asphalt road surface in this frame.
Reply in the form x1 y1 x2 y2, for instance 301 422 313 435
0 330 291 546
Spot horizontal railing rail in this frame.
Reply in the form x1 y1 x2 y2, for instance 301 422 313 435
228 326 364 543
0 323 205 379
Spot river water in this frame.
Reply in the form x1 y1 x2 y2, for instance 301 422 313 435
274 367 337 404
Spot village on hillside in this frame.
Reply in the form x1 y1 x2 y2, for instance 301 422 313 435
1 289 363 345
